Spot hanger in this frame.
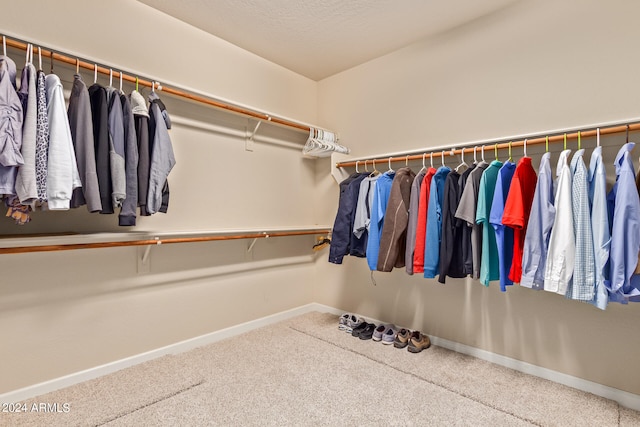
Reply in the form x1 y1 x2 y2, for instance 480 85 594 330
523 139 528 157
545 136 549 152
75 58 79 74
38 47 42 71
387 157 394 173
481 145 485 162
136 76 139 91
626 124 629 144
2 35 5 56
94 64 97 83
563 133 567 150
151 80 155 93
355 161 359 173
405 155 409 167
25 43 31 65
473 146 478 164
119 71 123 93
50 50 53 74
455 148 468 173
597 128 600 147
109 69 113 87
578 131 581 150
441 150 445 167
369 159 380 177
508 141 512 162
430 152 434 168
494 143 499 161
419 153 427 174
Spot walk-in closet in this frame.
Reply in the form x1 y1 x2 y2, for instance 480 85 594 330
1 1 639 425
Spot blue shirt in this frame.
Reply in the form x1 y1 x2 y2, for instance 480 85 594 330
587 146 609 310
366 172 395 270
424 166 451 278
520 152 555 290
489 161 516 292
607 143 640 303
475 161 502 286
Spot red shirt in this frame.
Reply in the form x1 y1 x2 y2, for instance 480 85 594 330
502 157 537 283
413 168 437 273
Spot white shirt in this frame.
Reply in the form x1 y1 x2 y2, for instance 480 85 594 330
45 74 81 210
544 149 575 294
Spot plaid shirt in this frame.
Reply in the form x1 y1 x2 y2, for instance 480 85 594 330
570 149 595 301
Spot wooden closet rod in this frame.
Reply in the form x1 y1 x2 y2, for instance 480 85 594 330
3 35 315 133
336 121 640 168
0 229 331 255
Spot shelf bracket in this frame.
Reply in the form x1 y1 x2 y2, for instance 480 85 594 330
137 237 161 274
247 232 269 253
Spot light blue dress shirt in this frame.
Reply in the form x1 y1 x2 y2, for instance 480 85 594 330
570 149 595 301
521 152 555 290
587 146 610 310
489 160 516 292
607 143 640 303
424 166 451 278
366 171 395 271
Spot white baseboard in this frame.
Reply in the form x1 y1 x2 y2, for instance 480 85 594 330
2 302 639 413
0 303 322 404
318 307 640 412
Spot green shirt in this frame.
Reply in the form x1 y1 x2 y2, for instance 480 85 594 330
475 160 502 286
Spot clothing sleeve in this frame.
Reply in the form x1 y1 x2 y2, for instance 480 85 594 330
608 157 640 299
119 95 139 226
423 177 441 278
366 184 382 271
502 173 524 229
455 175 476 226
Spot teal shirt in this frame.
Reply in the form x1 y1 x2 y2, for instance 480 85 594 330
475 161 502 286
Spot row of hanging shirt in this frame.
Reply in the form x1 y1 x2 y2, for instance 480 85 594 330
0 43 175 226
329 136 640 310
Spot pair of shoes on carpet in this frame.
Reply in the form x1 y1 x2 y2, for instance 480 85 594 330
372 324 398 345
394 329 431 353
339 313 365 334
351 321 377 340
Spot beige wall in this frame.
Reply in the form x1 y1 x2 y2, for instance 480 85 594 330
316 0 640 395
0 0 321 393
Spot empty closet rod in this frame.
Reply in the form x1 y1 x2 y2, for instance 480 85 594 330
336 119 640 168
3 35 321 134
0 229 330 255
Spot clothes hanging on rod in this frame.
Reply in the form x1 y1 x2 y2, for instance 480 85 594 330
2 34 333 136
328 136 640 308
0 50 175 226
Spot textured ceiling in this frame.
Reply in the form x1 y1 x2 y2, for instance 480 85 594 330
138 0 517 81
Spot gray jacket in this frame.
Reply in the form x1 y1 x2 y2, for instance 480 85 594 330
69 74 101 212
15 63 37 204
107 87 126 208
146 93 175 214
0 55 24 196
119 93 139 226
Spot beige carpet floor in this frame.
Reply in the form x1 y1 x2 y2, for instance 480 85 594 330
2 311 640 426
